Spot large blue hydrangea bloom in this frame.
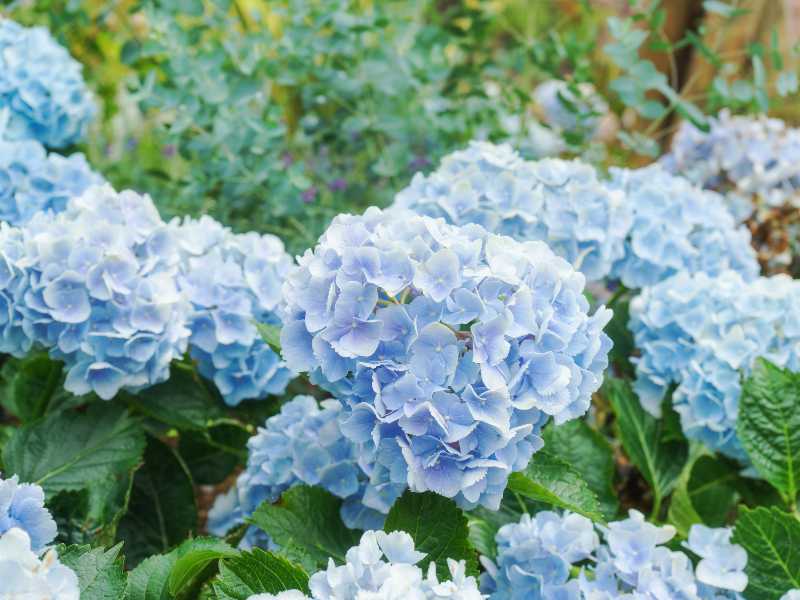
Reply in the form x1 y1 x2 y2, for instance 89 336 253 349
0 527 79 599
17 184 190 399
172 216 292 405
0 474 56 553
608 165 759 289
630 270 800 459
663 110 800 213
208 395 383 547
481 510 748 599
393 142 631 283
280 207 612 511
0 134 103 226
0 20 96 148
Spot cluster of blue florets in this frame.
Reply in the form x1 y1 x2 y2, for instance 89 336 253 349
172 216 293 405
280 207 612 511
607 164 759 289
0 133 103 226
393 142 631 283
395 143 758 290
0 474 57 553
208 395 384 547
0 19 96 148
629 270 800 460
5 185 191 399
481 510 748 599
250 530 483 600
0 474 80 597
663 109 800 214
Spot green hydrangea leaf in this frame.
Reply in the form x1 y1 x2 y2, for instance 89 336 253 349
385 490 478 579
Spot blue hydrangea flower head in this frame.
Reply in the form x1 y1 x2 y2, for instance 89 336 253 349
482 511 747 600
0 132 103 226
280 207 612 510
608 164 759 289
0 221 33 357
308 530 483 600
533 80 608 135
0 20 96 148
393 142 631 282
0 527 79 599
172 215 293 405
208 395 383 547
0 474 56 553
18 184 190 399
480 510 598 599
664 110 800 213
781 591 800 600
630 270 800 459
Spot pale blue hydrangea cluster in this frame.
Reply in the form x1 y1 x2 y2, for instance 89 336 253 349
630 270 800 459
393 142 631 282
280 207 612 511
663 110 800 213
782 591 800 600
0 527 79 599
0 474 56 553
0 221 31 357
0 19 96 148
533 80 608 136
208 395 384 548
608 165 759 289
172 216 293 405
248 530 483 600
481 510 748 599
394 143 758 291
0 133 103 226
9 184 190 399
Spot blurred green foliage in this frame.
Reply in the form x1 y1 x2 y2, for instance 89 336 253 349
5 0 798 252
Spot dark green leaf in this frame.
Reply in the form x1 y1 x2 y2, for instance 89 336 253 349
732 506 800 599
0 353 70 421
117 438 198 566
606 378 688 514
129 365 228 431
179 425 249 485
2 403 146 506
169 540 237 597
738 359 800 505
668 454 739 535
507 450 603 521
385 490 477 579
126 538 232 600
213 549 310 600
58 544 126 600
248 485 361 572
543 420 618 518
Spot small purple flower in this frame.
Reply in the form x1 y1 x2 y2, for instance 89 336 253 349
302 186 318 204
329 178 347 192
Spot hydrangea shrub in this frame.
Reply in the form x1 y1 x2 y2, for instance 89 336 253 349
393 142 631 283
629 270 800 459
481 510 748 599
0 19 96 148
208 395 383 547
172 216 293 405
0 133 103 226
280 207 612 510
12 184 190 399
